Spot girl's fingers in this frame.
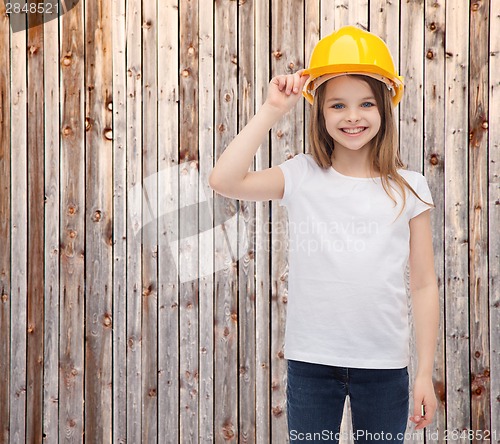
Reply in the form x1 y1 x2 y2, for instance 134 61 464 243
277 76 285 91
292 72 300 93
285 75 294 95
271 71 309 97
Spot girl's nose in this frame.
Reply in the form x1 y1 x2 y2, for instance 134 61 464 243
346 109 360 122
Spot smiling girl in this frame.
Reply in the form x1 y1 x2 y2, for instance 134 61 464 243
209 26 439 444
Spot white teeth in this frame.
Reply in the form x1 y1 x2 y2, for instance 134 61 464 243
342 127 366 134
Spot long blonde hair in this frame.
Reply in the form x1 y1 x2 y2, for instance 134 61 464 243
308 74 434 221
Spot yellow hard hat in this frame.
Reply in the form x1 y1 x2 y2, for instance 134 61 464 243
303 26 404 107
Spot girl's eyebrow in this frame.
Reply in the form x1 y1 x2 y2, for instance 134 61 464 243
326 96 376 102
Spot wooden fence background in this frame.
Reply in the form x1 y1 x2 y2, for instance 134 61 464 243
0 0 499 443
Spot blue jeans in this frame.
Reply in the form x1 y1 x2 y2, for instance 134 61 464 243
286 359 409 443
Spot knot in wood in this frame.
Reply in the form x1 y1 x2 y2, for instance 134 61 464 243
430 153 439 165
62 55 72 66
272 406 284 417
68 205 76 215
472 2 479 11
62 126 73 137
426 50 434 60
273 50 283 59
107 101 113 111
481 121 488 129
187 46 195 55
103 314 112 327
93 210 102 222
429 22 436 31
104 128 113 140
68 230 77 239
85 117 92 131
224 93 231 102
221 422 235 440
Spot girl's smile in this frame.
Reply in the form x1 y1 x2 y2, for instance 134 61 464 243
340 126 368 135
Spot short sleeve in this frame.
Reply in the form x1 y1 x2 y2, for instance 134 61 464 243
277 153 308 207
409 174 434 219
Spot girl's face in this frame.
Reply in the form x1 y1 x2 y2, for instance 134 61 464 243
322 76 381 153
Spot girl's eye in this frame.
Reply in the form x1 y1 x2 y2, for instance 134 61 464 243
361 102 376 108
331 104 344 109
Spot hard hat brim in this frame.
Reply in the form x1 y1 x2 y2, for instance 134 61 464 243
302 64 404 107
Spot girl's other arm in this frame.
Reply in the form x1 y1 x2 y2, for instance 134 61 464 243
208 70 308 201
408 209 440 430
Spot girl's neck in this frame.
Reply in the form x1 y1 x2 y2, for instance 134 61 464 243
331 153 380 179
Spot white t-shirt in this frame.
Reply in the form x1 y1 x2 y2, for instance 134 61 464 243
277 152 434 369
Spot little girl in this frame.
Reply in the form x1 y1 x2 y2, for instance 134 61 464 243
209 26 439 443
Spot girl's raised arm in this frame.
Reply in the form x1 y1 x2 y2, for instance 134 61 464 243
208 70 308 201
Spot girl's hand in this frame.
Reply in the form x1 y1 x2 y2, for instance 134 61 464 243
265 69 309 115
409 376 438 430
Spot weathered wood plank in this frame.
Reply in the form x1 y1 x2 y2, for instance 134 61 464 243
320 0 335 36
370 0 401 128
468 0 491 438
488 0 500 437
333 0 368 29
0 1 11 442
198 0 214 442
214 0 239 441
400 2 425 443
271 0 304 441
59 0 85 441
125 0 143 440
111 0 127 441
423 1 446 442
444 0 471 435
84 0 113 441
26 8 45 444
9 8 28 444
254 0 271 442
237 0 256 442
9 68 28 444
400 0 424 170
179 0 199 442
158 0 181 443
142 0 159 441
42 8 61 443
